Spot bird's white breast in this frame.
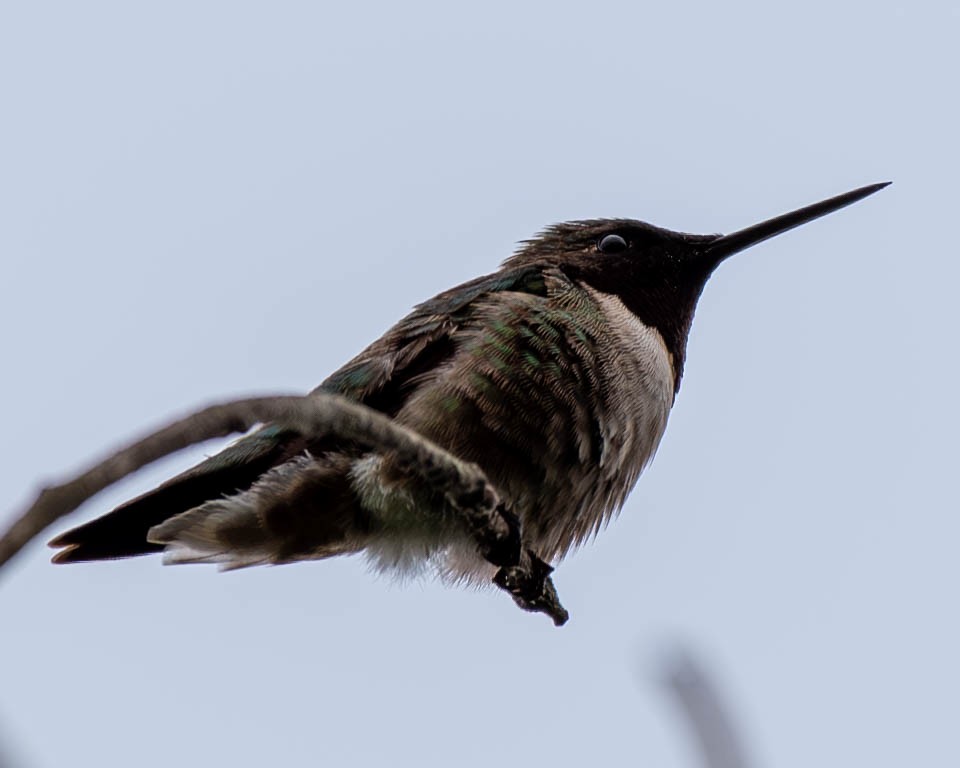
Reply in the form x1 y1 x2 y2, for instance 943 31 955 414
585 286 675 503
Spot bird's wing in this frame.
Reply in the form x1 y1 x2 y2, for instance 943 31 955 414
49 265 547 562
316 266 547 411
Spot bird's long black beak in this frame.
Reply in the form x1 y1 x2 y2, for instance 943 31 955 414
703 182 891 264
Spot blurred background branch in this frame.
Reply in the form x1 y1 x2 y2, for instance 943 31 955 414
660 646 753 768
0 716 30 768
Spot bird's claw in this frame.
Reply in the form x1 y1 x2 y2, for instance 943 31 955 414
459 490 569 626
493 549 569 626
474 502 522 569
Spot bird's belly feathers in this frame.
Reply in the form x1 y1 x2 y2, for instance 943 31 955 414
359 278 675 574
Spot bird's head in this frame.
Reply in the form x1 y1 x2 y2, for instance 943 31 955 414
505 182 890 385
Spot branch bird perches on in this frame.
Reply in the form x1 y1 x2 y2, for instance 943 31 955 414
0 393 568 626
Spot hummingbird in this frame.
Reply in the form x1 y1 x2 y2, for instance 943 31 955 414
49 183 889 585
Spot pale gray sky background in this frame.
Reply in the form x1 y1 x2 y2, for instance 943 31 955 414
1 1 957 766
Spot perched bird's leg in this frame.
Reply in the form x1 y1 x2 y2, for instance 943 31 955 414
444 484 519 567
458 493 568 627
494 543 569 627
393 453 568 625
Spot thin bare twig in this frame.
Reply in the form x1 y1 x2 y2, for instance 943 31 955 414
0 393 568 625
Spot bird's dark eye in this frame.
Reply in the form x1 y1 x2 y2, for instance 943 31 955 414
597 233 628 254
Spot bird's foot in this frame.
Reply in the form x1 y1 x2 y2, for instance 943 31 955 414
451 483 568 626
493 549 569 627
471 502 522 569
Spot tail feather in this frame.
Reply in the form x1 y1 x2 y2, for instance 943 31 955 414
48 426 302 563
146 454 365 569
